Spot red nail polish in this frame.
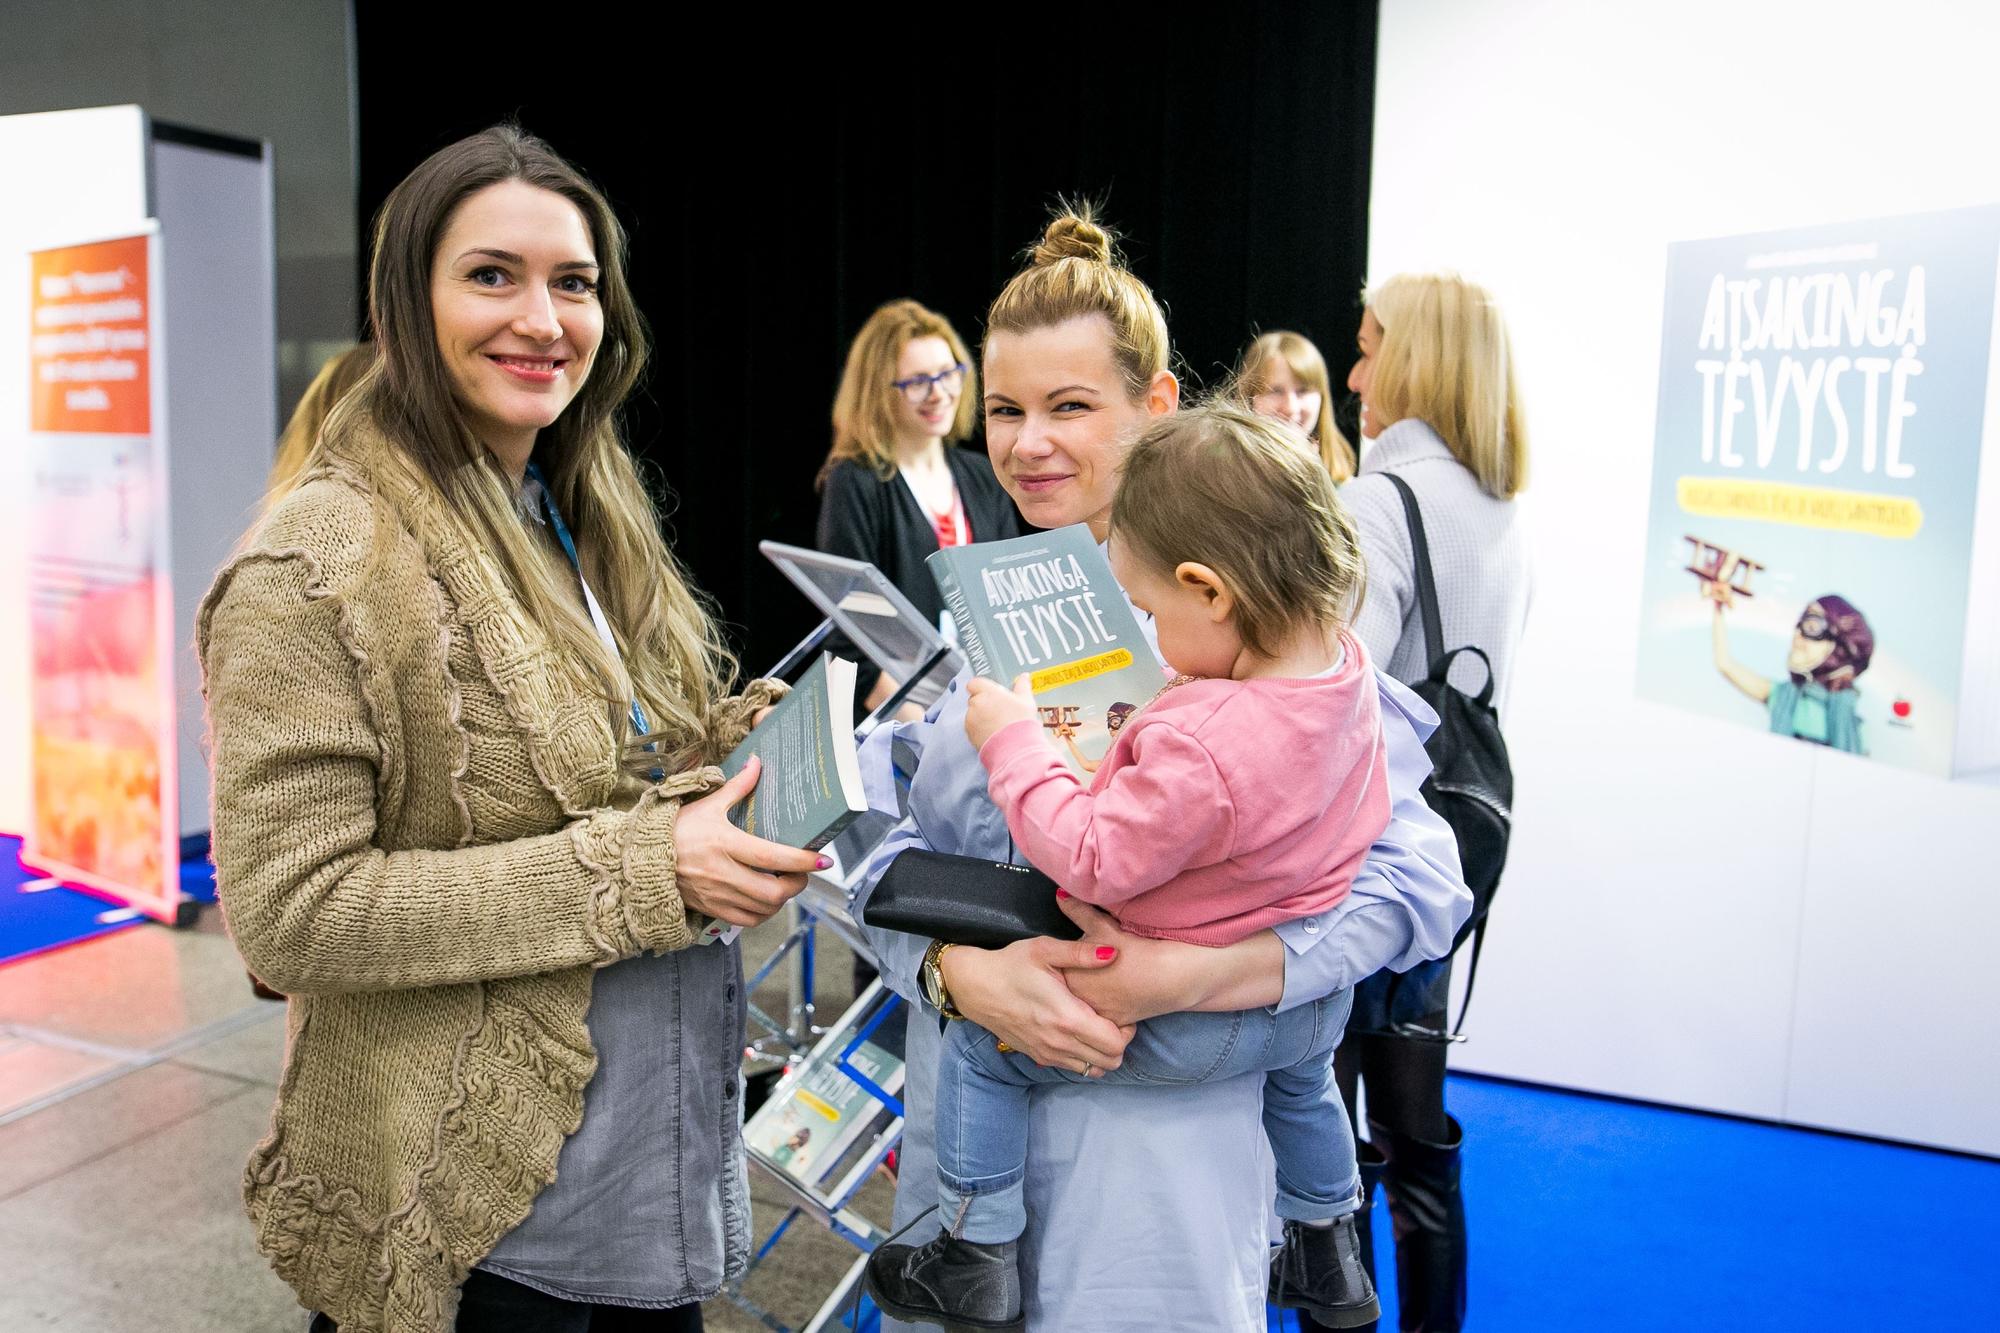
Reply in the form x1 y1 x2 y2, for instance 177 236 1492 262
815 856 832 871
1056 889 1071 900
1095 946 1116 961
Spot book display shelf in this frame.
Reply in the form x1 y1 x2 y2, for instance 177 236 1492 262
725 546 958 1331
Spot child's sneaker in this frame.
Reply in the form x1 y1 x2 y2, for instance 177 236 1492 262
1268 1215 1380 1328
865 1228 1024 1331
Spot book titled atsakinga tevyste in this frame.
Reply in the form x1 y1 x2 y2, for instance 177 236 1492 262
928 523 1169 776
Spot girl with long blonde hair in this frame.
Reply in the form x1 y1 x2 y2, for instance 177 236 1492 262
1236 329 1356 481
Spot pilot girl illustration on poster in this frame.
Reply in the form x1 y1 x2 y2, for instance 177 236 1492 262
1710 590 1875 754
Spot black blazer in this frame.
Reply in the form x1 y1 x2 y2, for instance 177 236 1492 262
815 448 1022 701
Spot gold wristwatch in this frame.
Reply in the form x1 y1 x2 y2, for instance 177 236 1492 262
920 939 965 1020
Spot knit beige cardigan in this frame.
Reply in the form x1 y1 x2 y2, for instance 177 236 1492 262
198 419 780 1332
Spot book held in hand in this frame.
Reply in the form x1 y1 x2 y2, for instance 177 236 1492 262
927 523 1169 775
699 653 866 943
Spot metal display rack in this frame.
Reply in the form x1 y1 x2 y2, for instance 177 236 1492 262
724 546 960 1331
729 979 906 1332
739 540 960 1069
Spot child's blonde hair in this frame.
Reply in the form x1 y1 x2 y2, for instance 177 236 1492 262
1111 402 1364 658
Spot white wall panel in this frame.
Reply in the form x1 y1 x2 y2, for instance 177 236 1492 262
153 136 277 836
1376 0 2000 1153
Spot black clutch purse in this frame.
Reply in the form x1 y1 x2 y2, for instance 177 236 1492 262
861 848 1083 949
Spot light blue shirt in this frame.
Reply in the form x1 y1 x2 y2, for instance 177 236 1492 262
850 598 1468 1330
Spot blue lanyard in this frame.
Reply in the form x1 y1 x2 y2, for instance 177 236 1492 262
525 463 658 769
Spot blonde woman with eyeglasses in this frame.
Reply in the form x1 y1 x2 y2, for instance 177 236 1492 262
815 299 1022 717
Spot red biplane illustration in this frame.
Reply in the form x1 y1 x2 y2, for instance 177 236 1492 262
1683 535 1764 606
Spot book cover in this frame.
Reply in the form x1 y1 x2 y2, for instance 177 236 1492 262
701 653 864 944
719 652 866 849
928 523 1169 775
1633 205 2000 778
743 1036 904 1191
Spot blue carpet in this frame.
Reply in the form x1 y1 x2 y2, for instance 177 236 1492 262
1271 1074 2000 1331
0 833 217 966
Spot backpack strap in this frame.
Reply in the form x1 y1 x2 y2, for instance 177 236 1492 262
1452 919 1487 1037
1386 470 1496 1038
1382 473 1445 677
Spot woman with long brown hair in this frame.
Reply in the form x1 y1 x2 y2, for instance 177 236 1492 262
200 126 819 1332
267 342 375 497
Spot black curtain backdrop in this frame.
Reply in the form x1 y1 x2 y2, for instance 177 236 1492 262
353 4 1377 677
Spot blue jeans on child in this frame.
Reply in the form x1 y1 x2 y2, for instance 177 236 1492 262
934 989 1362 1243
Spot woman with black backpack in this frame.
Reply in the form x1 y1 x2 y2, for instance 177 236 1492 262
1315 272 1533 1333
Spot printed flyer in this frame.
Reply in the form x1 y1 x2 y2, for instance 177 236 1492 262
23 230 181 917
1635 206 2000 778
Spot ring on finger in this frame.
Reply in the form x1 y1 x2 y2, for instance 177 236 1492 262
1081 1061 1095 1077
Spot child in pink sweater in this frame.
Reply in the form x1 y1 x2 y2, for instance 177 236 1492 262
867 405 1390 1332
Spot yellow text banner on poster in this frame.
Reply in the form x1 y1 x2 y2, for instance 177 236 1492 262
1676 477 1925 541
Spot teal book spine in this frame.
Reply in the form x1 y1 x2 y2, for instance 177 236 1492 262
717 653 865 850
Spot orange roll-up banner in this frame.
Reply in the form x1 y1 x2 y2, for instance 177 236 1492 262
24 229 182 922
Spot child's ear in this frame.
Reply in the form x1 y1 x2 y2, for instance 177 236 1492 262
1175 561 1235 623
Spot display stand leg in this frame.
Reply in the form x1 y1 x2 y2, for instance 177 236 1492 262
793 903 818 1046
800 1251 876 1333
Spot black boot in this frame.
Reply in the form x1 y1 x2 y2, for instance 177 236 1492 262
1296 1139 1386 1333
1268 1213 1380 1329
865 1227 1024 1331
1371 1114 1466 1333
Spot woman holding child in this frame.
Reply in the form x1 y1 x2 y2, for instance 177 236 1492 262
847 209 1470 1332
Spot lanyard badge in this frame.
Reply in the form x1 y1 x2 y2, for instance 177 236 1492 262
525 463 662 779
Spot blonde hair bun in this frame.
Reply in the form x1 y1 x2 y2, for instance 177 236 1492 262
1032 210 1116 267
989 204 1169 401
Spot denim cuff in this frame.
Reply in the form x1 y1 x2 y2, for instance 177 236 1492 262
939 1177 1028 1245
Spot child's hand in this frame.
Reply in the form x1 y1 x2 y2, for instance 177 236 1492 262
965 675 1040 752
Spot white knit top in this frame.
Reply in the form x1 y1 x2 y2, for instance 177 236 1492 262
1341 418 1532 717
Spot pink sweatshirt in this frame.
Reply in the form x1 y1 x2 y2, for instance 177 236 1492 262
978 636 1392 947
